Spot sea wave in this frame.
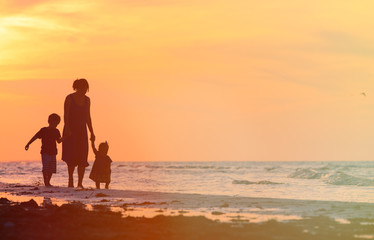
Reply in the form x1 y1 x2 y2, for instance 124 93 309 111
288 168 326 179
232 180 283 185
166 165 231 170
324 172 374 186
265 166 281 172
115 164 233 171
145 165 163 169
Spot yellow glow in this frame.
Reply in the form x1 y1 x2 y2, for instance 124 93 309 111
1 0 374 161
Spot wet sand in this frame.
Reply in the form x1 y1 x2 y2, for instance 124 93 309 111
1 182 374 239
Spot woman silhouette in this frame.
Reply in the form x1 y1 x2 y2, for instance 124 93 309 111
62 79 95 188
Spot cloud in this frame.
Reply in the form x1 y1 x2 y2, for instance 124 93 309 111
103 0 218 8
0 15 78 32
319 31 374 58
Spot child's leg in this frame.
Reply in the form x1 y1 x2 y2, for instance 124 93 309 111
95 182 100 189
41 154 51 186
105 181 110 189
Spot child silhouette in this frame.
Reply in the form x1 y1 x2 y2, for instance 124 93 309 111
89 139 112 189
25 113 62 187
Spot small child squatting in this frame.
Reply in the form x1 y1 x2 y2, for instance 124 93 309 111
25 113 62 187
89 139 112 189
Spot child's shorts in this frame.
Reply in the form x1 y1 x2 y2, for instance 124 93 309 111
41 154 57 174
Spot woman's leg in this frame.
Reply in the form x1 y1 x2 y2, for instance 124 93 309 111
42 172 49 186
95 182 100 189
68 165 75 188
46 173 53 186
105 182 110 189
77 166 85 188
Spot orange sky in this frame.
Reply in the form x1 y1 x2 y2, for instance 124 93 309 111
1 0 374 162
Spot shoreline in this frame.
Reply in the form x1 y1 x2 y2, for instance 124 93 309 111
1 182 374 239
1 196 374 239
1 182 374 223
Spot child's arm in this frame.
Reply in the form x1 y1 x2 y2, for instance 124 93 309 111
91 139 98 155
25 130 41 150
56 130 63 143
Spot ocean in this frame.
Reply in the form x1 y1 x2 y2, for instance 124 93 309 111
1 161 373 203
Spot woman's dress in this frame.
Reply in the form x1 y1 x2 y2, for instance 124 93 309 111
62 94 89 167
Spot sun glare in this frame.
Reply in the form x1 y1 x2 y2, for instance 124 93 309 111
0 15 77 32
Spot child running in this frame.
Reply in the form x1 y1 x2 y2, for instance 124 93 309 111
89 139 112 189
25 113 62 187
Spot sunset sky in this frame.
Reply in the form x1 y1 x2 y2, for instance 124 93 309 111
1 0 374 162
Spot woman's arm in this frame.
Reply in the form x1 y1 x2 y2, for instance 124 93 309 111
63 95 72 138
91 140 98 155
86 97 95 141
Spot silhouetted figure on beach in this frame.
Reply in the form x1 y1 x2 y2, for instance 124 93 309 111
62 79 95 188
89 139 112 189
25 113 62 187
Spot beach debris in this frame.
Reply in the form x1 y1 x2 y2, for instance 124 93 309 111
0 197 11 204
211 211 225 215
60 201 86 212
100 199 109 202
219 203 229 208
20 199 38 208
137 201 156 206
18 191 33 195
361 92 366 97
229 215 249 223
92 204 110 211
42 197 53 207
178 210 189 214
32 180 43 186
31 187 39 191
95 193 109 197
13 184 33 188
122 201 156 208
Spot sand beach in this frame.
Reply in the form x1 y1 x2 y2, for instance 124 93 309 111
1 182 374 240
